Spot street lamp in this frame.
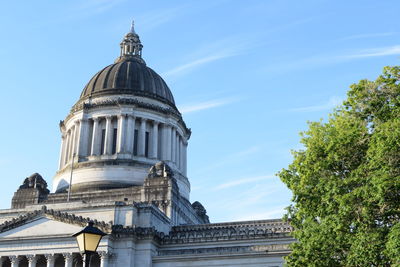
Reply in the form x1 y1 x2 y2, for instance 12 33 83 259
72 221 107 267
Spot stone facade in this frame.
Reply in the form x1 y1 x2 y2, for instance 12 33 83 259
0 23 294 266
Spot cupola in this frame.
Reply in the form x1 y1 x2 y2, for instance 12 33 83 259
53 23 191 200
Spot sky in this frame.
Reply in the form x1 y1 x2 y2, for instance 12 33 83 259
0 0 399 223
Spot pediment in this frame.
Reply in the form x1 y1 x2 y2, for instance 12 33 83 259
0 217 83 238
0 206 111 240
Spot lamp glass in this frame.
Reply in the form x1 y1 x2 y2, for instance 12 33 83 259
84 233 103 252
76 233 85 253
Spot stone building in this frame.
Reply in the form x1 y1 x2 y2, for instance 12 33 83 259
0 23 293 267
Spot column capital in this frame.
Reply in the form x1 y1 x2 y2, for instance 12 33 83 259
26 255 37 263
153 120 159 126
105 115 112 120
62 252 73 260
140 117 147 122
98 251 113 259
9 256 19 263
74 120 80 125
118 113 128 118
92 116 100 122
44 254 55 261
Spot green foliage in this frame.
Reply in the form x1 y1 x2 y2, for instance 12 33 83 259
279 66 400 266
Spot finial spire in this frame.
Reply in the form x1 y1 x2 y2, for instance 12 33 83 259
130 20 136 34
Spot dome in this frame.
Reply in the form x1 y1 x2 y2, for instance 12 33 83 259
80 58 175 106
79 22 175 107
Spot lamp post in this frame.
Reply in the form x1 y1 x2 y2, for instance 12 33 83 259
72 221 107 267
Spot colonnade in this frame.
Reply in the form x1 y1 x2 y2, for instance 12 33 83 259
0 251 110 267
59 115 187 175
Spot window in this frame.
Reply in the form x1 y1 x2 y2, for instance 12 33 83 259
145 131 149 157
133 129 138 156
112 128 118 154
100 129 106 154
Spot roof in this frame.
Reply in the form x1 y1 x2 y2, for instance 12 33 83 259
80 57 175 106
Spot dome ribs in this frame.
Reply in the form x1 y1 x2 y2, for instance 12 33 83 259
113 62 127 89
80 59 175 106
146 68 158 96
102 63 118 90
126 61 132 89
137 62 146 92
153 70 164 98
130 62 140 91
89 65 111 95
82 67 105 97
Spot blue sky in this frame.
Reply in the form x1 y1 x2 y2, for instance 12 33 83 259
0 0 399 222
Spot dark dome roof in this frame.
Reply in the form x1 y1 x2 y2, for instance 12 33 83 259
80 58 175 106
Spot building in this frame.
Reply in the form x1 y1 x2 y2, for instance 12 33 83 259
0 23 293 267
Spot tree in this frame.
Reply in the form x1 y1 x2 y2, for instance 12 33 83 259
279 66 400 266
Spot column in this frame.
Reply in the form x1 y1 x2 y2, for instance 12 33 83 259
64 131 71 164
104 116 113 155
171 128 176 165
10 256 19 267
91 117 100 156
26 255 37 267
180 137 185 173
73 120 80 156
69 124 77 159
45 254 55 267
151 121 159 159
63 253 73 267
126 115 135 154
117 114 127 154
99 251 111 267
58 134 66 169
176 134 181 169
180 138 184 172
183 141 188 176
163 124 172 161
77 118 89 157
138 118 146 156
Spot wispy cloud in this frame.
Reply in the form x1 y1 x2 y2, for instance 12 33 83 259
345 45 400 59
163 54 233 77
135 1 230 33
76 0 125 15
289 96 342 112
135 6 185 32
214 175 274 190
216 182 281 211
211 146 261 167
178 97 236 114
230 146 261 158
266 45 400 74
339 32 397 41
163 37 256 78
191 145 262 175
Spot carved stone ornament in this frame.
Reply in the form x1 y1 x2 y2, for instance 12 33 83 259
19 173 49 193
148 161 173 178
